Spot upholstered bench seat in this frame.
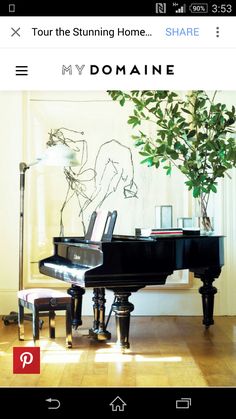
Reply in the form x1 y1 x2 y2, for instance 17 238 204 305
18 288 72 348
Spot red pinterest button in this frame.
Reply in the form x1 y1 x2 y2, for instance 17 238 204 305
13 347 40 374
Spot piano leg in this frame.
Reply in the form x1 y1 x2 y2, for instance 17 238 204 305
112 291 134 349
193 267 221 328
67 285 85 329
199 275 218 328
91 287 100 332
89 288 111 340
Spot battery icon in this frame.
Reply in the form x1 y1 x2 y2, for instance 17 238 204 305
189 3 208 13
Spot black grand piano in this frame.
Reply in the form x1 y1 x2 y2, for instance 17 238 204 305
39 233 224 349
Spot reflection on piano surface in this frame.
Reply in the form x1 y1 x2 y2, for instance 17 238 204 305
39 234 224 349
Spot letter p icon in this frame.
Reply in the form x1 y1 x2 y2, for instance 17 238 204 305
13 347 40 374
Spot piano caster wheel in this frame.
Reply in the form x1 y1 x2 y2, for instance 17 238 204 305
204 323 213 330
97 331 111 341
203 320 214 330
72 320 82 330
89 328 111 341
205 324 213 330
115 342 130 353
2 313 18 326
3 318 18 325
121 347 130 354
89 328 97 338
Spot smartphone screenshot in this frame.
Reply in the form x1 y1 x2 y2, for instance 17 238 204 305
0 1 236 416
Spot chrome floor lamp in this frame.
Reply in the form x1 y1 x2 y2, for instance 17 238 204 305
2 144 80 325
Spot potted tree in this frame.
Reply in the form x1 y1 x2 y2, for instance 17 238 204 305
108 90 236 233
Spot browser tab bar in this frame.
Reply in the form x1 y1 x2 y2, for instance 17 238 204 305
0 17 236 49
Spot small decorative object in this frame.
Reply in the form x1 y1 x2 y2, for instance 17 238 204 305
194 216 214 234
194 197 214 235
136 227 182 237
155 205 173 229
177 217 193 228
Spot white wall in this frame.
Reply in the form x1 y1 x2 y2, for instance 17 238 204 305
216 91 236 315
0 92 23 313
0 91 235 317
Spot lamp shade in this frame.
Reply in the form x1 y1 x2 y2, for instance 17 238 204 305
41 144 80 167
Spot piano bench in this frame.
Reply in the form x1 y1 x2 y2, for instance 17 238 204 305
17 288 72 348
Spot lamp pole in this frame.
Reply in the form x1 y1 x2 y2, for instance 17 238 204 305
2 162 30 324
19 162 29 291
2 162 33 325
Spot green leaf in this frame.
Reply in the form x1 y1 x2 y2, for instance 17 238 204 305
139 151 151 156
140 157 154 166
128 116 141 127
211 184 217 193
157 109 163 118
157 144 166 154
187 130 196 138
163 165 172 175
169 150 179 160
120 97 125 106
144 142 153 154
172 103 179 114
181 108 192 115
145 97 154 106
134 140 145 146
193 187 201 198
180 166 189 174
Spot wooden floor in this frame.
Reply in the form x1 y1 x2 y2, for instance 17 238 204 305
1 315 236 387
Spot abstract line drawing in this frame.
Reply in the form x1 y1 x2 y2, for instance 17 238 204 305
47 127 138 235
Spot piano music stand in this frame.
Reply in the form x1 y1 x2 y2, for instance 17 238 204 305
85 210 117 242
2 145 80 326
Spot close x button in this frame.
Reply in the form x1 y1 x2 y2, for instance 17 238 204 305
15 66 28 76
11 27 21 37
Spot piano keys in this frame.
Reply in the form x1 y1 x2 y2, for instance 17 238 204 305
39 234 224 349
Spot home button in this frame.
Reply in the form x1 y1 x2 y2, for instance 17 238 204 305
109 396 127 412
